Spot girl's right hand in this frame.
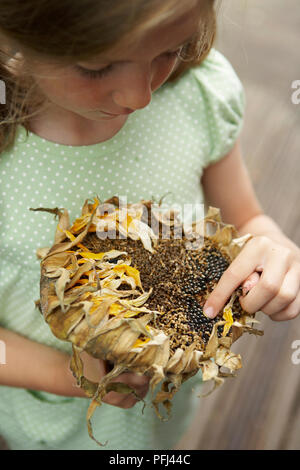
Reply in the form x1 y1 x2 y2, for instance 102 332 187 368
67 351 150 409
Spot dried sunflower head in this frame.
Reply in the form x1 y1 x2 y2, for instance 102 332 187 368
32 196 263 445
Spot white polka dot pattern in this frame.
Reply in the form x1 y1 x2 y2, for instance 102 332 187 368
0 49 245 449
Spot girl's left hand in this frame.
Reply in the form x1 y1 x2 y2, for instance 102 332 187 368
203 235 300 322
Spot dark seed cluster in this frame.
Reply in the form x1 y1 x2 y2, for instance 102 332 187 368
184 299 217 342
204 253 230 281
182 274 207 294
79 232 245 354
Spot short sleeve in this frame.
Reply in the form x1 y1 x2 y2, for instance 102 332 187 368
190 48 246 167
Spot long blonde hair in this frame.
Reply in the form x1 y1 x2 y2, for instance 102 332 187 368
0 0 217 153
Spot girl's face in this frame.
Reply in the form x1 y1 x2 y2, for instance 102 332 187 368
28 0 203 128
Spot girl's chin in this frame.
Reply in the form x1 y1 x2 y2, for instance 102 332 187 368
76 112 129 140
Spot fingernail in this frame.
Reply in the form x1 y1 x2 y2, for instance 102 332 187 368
203 306 214 318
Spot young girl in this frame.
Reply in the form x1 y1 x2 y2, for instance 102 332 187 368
0 0 299 450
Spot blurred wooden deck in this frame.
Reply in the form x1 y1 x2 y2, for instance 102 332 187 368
1 0 299 452
176 0 300 450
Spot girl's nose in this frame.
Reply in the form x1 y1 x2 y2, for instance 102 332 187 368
112 64 153 111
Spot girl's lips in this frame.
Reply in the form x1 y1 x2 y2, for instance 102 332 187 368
101 109 134 116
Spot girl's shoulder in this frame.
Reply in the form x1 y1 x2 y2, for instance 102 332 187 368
161 48 246 167
169 48 245 105
190 48 242 80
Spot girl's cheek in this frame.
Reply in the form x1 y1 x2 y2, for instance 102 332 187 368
60 77 106 107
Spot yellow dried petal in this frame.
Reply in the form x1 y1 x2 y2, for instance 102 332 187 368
113 264 142 288
132 336 150 349
222 306 234 337
69 210 97 233
123 310 142 318
77 258 90 264
63 229 90 251
91 197 100 212
69 216 90 233
77 252 106 260
109 303 125 316
64 229 75 241
107 302 143 318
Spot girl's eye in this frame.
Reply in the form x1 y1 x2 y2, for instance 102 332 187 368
75 64 114 80
75 46 184 80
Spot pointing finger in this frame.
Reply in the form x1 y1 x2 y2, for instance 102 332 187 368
203 240 265 318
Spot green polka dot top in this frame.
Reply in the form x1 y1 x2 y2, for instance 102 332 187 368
0 49 245 450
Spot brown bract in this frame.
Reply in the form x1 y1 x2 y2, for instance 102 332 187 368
32 197 263 446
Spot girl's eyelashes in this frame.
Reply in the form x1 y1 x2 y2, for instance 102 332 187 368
75 63 114 79
75 46 185 80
